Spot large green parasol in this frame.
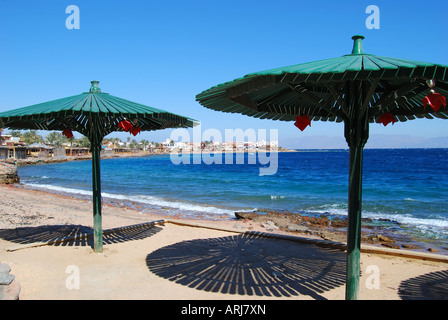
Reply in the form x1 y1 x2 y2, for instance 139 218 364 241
0 81 198 253
196 35 448 299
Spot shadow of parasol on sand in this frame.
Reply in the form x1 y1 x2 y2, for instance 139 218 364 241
146 232 346 300
399 270 448 300
0 221 163 249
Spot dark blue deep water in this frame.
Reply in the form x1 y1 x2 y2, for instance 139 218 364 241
18 149 448 243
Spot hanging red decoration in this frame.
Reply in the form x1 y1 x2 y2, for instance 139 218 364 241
118 120 133 132
377 113 396 127
118 119 142 136
422 91 446 112
62 129 73 139
294 116 311 131
129 126 141 136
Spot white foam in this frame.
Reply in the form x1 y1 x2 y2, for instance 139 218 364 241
24 183 238 217
270 195 286 200
310 204 448 229
26 183 92 196
380 214 448 229
120 194 237 216
22 183 448 228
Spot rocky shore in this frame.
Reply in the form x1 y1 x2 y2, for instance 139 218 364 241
2 154 446 256
235 210 447 254
0 162 19 184
4 153 142 166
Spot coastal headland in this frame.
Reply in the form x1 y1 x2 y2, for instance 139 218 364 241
5 148 297 165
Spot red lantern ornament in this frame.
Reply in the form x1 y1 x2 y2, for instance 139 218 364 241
118 120 133 132
62 129 73 139
377 113 396 127
129 126 141 136
422 91 446 112
294 116 311 131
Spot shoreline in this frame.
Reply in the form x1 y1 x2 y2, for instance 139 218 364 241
1 183 448 300
3 182 447 256
7 149 297 166
5 150 447 256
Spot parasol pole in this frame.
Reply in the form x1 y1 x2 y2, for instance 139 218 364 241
344 78 370 300
89 117 104 253
346 143 364 299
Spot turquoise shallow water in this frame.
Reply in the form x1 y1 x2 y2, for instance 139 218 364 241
18 149 448 244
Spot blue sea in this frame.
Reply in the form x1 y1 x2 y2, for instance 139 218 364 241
17 149 448 247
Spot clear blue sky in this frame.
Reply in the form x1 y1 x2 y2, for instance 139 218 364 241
0 0 447 147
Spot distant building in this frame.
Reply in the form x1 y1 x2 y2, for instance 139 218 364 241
0 134 27 160
27 143 53 158
65 147 90 157
0 134 22 146
113 147 132 154
0 145 27 160
53 147 67 160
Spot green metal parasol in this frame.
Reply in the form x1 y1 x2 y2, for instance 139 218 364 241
0 81 198 253
196 35 448 299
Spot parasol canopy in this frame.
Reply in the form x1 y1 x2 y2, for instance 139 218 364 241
196 36 448 124
196 35 448 299
0 80 196 135
0 81 198 253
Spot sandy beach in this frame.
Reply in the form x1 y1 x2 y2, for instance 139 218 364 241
0 183 447 301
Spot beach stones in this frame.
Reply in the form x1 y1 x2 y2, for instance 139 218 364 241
0 162 19 184
260 221 279 231
0 262 20 300
235 210 348 235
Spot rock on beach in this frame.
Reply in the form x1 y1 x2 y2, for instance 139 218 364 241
0 262 20 300
0 162 19 184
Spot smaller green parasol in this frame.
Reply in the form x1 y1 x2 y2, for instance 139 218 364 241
0 81 198 252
